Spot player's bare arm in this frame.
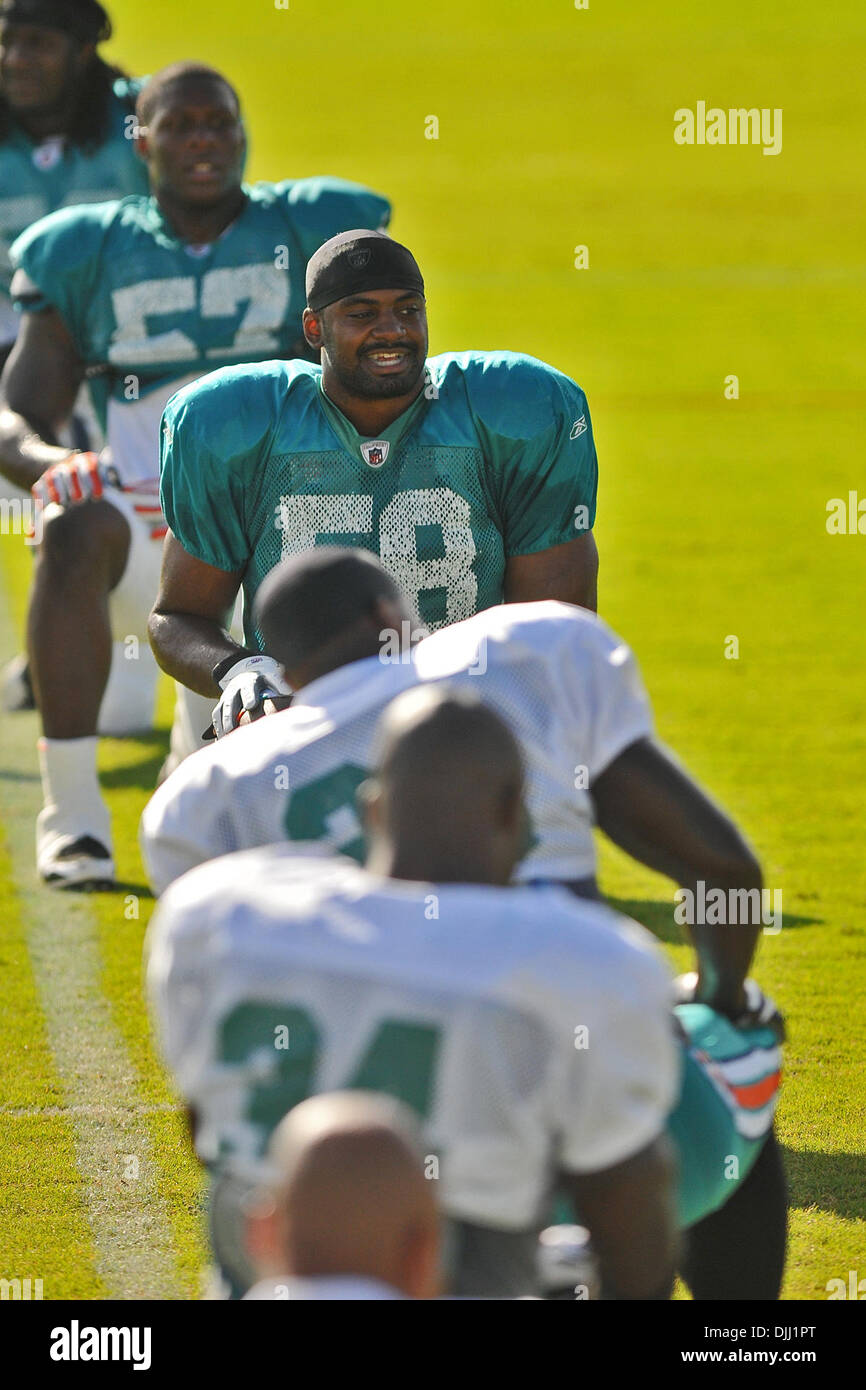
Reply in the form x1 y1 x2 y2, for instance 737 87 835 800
148 533 245 697
591 736 762 1013
0 305 83 489
568 1134 678 1300
505 531 599 612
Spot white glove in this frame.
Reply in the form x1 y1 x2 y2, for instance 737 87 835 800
673 971 785 1041
32 453 118 509
210 654 290 739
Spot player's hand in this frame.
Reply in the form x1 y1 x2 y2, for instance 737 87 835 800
208 655 291 739
238 693 294 725
673 971 785 1042
31 453 117 509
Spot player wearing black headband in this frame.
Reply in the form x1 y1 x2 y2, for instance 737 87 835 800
151 229 600 739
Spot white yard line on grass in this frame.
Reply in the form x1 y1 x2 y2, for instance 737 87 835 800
0 578 187 1300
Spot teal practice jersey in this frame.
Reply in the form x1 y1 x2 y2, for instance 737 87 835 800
160 353 598 636
0 77 147 314
10 178 391 436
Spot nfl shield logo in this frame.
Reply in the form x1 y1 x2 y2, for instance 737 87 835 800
32 136 64 171
360 439 389 468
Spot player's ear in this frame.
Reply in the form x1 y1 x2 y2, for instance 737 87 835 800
303 307 323 350
373 596 406 645
356 777 382 836
243 1187 281 1270
133 125 150 163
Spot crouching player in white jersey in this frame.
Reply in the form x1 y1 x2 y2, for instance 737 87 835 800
147 688 786 1300
143 548 763 1025
0 63 390 888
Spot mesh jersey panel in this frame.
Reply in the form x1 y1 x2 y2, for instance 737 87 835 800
147 855 677 1239
251 443 503 641
140 606 654 893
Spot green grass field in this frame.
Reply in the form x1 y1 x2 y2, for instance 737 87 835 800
0 0 863 1300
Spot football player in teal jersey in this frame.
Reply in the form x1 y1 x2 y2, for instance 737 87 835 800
0 0 146 714
151 229 600 738
0 61 390 888
0 0 146 357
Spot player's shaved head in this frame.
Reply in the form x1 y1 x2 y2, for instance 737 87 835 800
136 61 240 130
253 547 417 689
363 685 527 886
250 1092 439 1299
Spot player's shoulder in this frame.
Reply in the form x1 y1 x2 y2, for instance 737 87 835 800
416 600 630 675
163 358 321 430
11 197 122 259
246 176 390 223
161 703 327 790
442 882 671 1006
427 349 587 437
153 848 362 946
513 886 671 998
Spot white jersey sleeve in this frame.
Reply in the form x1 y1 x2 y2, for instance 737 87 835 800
139 717 292 896
554 610 654 782
548 921 678 1173
140 657 416 895
414 601 655 882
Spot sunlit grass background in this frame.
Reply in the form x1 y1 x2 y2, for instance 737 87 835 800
0 0 863 1298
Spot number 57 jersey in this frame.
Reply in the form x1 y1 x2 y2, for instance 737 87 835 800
146 851 677 1259
9 177 390 486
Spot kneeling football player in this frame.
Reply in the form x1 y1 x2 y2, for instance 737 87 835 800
147 688 786 1300
0 61 391 887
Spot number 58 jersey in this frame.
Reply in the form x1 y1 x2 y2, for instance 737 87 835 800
146 851 677 1236
159 349 598 640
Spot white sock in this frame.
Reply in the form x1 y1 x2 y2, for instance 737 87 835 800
36 736 112 855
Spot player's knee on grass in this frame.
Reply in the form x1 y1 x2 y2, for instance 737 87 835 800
37 498 131 592
680 1130 787 1300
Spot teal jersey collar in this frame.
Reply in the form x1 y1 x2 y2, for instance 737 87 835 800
143 191 250 253
318 374 430 467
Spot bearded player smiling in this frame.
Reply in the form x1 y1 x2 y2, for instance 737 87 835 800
150 229 601 737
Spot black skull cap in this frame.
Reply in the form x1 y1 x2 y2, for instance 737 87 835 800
0 0 112 43
305 229 424 313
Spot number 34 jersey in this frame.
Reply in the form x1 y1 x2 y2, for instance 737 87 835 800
146 851 677 1231
9 178 390 484
159 350 598 637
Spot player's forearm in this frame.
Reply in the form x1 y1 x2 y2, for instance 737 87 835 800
147 610 249 697
570 1136 678 1300
593 739 763 1008
0 406 70 490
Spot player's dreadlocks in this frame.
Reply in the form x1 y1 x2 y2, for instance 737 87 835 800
0 0 134 149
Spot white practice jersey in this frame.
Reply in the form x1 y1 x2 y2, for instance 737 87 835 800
141 601 653 894
147 850 677 1233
